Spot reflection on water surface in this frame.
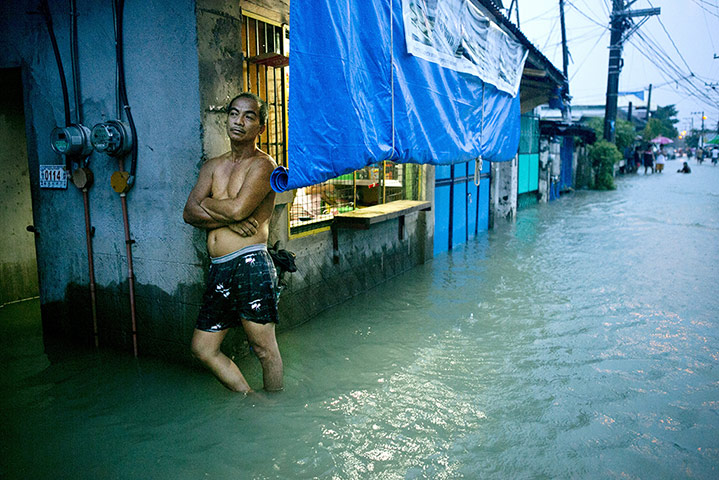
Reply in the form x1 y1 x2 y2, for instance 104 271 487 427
2 163 718 479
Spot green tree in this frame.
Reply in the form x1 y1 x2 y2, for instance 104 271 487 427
584 117 636 152
615 119 637 153
653 105 680 127
642 104 679 140
685 132 700 148
588 140 622 190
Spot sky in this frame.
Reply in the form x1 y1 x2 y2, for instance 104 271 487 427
512 0 719 136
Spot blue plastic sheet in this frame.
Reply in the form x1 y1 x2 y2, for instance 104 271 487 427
271 0 521 192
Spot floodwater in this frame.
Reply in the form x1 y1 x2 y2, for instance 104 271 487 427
2 159 718 479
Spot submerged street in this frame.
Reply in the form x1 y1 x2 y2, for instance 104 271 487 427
2 159 718 479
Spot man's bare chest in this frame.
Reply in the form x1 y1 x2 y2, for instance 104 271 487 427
212 162 249 199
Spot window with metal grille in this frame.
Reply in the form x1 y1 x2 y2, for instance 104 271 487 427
289 161 423 235
242 13 422 237
242 14 288 167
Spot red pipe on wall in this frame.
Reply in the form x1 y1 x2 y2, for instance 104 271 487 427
82 188 99 347
119 191 138 357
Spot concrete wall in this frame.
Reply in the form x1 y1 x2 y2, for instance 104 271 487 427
0 0 205 356
266 164 434 333
197 0 244 160
0 0 436 362
273 205 433 331
0 68 38 304
489 157 518 225
537 137 561 203
574 144 593 189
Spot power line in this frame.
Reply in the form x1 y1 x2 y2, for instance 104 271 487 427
565 0 609 29
690 0 719 19
629 31 719 108
540 15 560 51
646 0 694 73
700 0 718 52
569 28 609 82
521 5 559 24
543 25 608 50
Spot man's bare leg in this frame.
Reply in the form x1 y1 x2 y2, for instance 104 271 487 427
191 328 252 393
242 319 283 392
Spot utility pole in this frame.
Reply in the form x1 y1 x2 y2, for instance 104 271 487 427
692 111 706 147
645 83 652 120
603 0 624 142
559 0 570 121
603 1 660 142
559 0 569 84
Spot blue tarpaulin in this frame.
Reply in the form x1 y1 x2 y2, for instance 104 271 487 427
270 0 522 192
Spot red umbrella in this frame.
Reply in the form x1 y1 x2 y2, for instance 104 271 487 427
651 135 674 145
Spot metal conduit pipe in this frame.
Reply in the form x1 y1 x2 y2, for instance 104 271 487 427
120 191 138 357
70 0 82 130
114 0 139 357
40 0 71 128
82 188 99 347
70 0 99 348
43 0 100 347
115 0 138 186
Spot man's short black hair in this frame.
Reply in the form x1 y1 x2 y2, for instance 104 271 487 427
227 92 268 126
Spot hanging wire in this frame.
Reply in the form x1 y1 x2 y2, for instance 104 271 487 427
474 81 485 187
629 31 718 109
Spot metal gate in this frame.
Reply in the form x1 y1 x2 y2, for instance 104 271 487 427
433 159 490 256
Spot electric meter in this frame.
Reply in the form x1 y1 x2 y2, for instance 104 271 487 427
50 124 93 157
91 120 132 157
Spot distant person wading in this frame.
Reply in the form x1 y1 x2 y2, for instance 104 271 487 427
643 147 655 174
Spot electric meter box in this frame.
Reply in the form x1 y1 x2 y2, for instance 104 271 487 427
50 124 93 157
91 120 133 157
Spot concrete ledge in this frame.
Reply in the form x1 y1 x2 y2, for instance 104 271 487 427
332 200 431 230
331 200 431 264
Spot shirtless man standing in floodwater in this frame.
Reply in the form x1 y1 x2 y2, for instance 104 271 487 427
183 92 282 393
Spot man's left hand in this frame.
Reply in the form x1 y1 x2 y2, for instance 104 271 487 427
228 217 259 237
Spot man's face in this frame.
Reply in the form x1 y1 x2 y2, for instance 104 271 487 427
226 97 265 143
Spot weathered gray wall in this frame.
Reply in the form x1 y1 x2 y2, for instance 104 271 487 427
0 0 204 355
196 0 244 160
574 144 593 189
489 156 518 224
537 137 561 203
0 68 38 304
268 165 434 337
0 0 436 362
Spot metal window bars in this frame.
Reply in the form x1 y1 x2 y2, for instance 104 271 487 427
242 14 288 167
241 15 421 235
289 161 419 234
